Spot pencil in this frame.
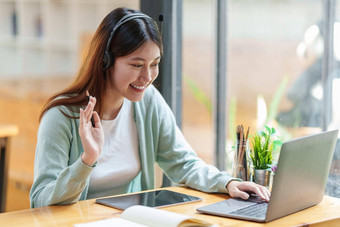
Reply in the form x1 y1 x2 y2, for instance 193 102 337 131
238 126 243 164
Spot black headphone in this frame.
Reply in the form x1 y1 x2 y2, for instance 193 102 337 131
102 13 152 71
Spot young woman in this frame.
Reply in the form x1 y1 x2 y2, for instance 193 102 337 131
30 7 270 208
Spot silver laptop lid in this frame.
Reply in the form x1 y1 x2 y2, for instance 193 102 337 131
265 130 338 222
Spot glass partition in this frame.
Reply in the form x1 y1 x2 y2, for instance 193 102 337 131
227 0 340 198
227 0 322 172
325 0 340 198
182 0 216 164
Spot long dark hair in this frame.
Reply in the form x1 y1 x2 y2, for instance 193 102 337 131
39 7 163 121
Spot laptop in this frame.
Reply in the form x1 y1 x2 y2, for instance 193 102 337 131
197 130 338 222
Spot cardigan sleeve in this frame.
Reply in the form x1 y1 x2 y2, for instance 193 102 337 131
29 107 93 208
151 88 240 193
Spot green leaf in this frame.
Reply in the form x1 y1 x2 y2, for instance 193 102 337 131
251 156 256 168
266 76 288 124
272 140 282 147
183 75 212 115
271 127 276 135
251 127 281 169
264 125 271 134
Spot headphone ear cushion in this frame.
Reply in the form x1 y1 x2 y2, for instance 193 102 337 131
103 51 113 70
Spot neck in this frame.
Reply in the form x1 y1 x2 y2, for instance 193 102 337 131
101 91 124 121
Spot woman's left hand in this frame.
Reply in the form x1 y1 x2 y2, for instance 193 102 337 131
226 181 271 202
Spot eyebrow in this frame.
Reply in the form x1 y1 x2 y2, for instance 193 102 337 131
130 56 161 61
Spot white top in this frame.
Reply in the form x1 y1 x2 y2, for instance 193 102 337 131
87 99 141 199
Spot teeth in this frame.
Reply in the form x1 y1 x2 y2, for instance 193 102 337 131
131 84 146 90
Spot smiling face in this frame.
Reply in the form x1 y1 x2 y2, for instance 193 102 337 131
107 41 161 102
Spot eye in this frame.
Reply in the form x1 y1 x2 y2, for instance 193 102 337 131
151 62 159 67
131 64 143 68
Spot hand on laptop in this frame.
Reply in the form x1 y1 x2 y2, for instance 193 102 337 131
226 181 270 202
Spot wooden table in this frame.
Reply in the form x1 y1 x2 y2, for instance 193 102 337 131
0 124 19 213
1 186 340 226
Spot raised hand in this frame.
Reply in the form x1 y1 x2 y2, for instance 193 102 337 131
79 96 104 166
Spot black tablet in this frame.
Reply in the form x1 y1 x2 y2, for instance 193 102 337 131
95 189 202 210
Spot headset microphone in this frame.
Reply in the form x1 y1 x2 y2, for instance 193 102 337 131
158 14 163 36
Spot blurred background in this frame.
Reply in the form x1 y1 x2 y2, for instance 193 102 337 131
0 0 339 211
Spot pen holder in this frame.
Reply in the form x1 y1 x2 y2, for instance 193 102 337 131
233 163 246 180
232 139 249 181
246 148 254 181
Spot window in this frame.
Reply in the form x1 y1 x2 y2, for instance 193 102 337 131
182 0 216 165
227 0 340 198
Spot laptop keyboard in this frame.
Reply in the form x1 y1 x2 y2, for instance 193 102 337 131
229 202 268 219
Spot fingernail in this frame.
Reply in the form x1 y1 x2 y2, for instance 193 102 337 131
243 194 249 200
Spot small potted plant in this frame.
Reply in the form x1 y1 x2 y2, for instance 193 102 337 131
250 126 281 187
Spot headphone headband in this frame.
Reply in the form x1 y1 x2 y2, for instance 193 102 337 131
103 13 152 71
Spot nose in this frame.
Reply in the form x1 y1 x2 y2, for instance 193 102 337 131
139 66 152 83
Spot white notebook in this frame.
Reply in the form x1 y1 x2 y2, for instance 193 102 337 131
74 205 217 227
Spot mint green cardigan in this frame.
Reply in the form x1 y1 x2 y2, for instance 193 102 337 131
30 85 236 208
